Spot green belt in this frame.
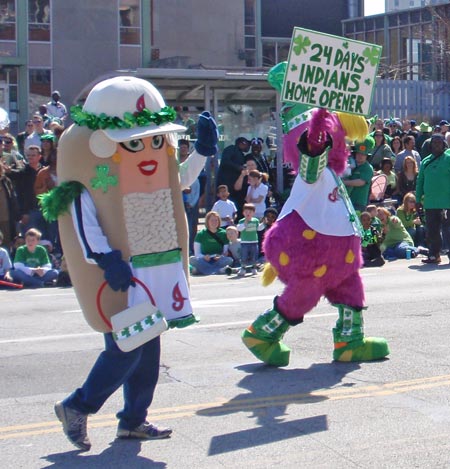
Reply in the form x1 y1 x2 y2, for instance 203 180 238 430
131 249 182 268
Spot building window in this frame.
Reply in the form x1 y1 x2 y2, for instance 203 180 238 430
262 39 290 67
29 68 51 114
244 0 256 66
119 0 140 45
28 0 50 42
0 0 15 40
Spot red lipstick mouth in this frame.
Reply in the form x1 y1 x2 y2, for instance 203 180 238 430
138 160 158 176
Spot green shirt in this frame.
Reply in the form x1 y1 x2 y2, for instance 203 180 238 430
237 217 260 243
370 216 382 231
396 208 420 230
381 216 414 252
348 161 373 209
194 228 228 255
416 150 450 209
14 244 50 267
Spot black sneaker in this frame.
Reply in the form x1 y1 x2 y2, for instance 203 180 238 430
370 257 385 267
117 422 172 440
54 401 91 451
421 256 441 264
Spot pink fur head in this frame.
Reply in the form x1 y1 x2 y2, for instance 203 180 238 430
283 107 349 176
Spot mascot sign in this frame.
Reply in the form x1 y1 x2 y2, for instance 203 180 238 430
282 27 382 116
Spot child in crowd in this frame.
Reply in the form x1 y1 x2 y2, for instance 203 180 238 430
56 255 72 287
225 225 241 274
245 170 268 219
360 211 385 267
366 204 383 231
236 203 264 276
10 234 25 256
257 207 278 264
0 230 13 282
212 184 237 227
9 228 59 288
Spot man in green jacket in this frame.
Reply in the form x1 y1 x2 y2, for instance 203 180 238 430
416 134 450 264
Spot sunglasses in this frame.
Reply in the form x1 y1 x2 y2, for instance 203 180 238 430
32 120 42 124
2 139 12 144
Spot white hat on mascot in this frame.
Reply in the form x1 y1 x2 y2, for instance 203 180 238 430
84 76 186 158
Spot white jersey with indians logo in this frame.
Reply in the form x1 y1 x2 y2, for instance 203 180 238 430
278 167 359 237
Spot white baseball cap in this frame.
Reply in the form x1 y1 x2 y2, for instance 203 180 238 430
82 76 185 142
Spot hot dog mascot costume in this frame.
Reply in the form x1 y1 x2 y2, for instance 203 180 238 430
41 76 218 450
241 63 390 367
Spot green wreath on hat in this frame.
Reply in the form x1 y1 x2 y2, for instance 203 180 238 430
70 104 177 131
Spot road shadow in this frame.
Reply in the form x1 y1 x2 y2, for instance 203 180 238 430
197 361 360 455
41 439 166 468
409 263 450 271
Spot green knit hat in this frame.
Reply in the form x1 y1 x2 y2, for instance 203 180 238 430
354 136 375 156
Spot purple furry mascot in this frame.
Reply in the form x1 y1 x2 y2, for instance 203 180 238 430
242 106 390 366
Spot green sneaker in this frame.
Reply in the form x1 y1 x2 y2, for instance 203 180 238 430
242 306 291 366
333 336 390 362
332 304 389 362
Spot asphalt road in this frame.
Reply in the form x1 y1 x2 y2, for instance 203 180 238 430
1 258 450 468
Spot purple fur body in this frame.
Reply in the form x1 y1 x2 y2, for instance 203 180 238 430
264 211 364 322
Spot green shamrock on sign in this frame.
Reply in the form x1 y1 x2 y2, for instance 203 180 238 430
365 78 371 85
362 46 381 66
342 41 349 49
91 165 118 193
293 34 311 56
290 64 298 72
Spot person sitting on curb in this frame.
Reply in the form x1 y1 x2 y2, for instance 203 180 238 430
9 228 58 287
376 207 419 260
189 211 233 275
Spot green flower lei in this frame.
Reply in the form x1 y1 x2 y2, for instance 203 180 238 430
70 104 177 131
38 181 85 222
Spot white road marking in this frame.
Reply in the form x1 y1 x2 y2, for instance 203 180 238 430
0 312 336 344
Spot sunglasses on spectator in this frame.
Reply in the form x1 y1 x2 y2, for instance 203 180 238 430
1 139 12 144
32 119 43 123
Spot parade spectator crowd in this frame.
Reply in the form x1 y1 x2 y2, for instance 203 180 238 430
189 116 450 275
344 117 450 266
2 105 450 286
0 90 68 288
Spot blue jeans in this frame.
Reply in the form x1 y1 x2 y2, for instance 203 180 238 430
189 255 232 275
383 242 418 259
406 226 426 247
10 268 58 287
240 242 259 267
64 333 161 430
